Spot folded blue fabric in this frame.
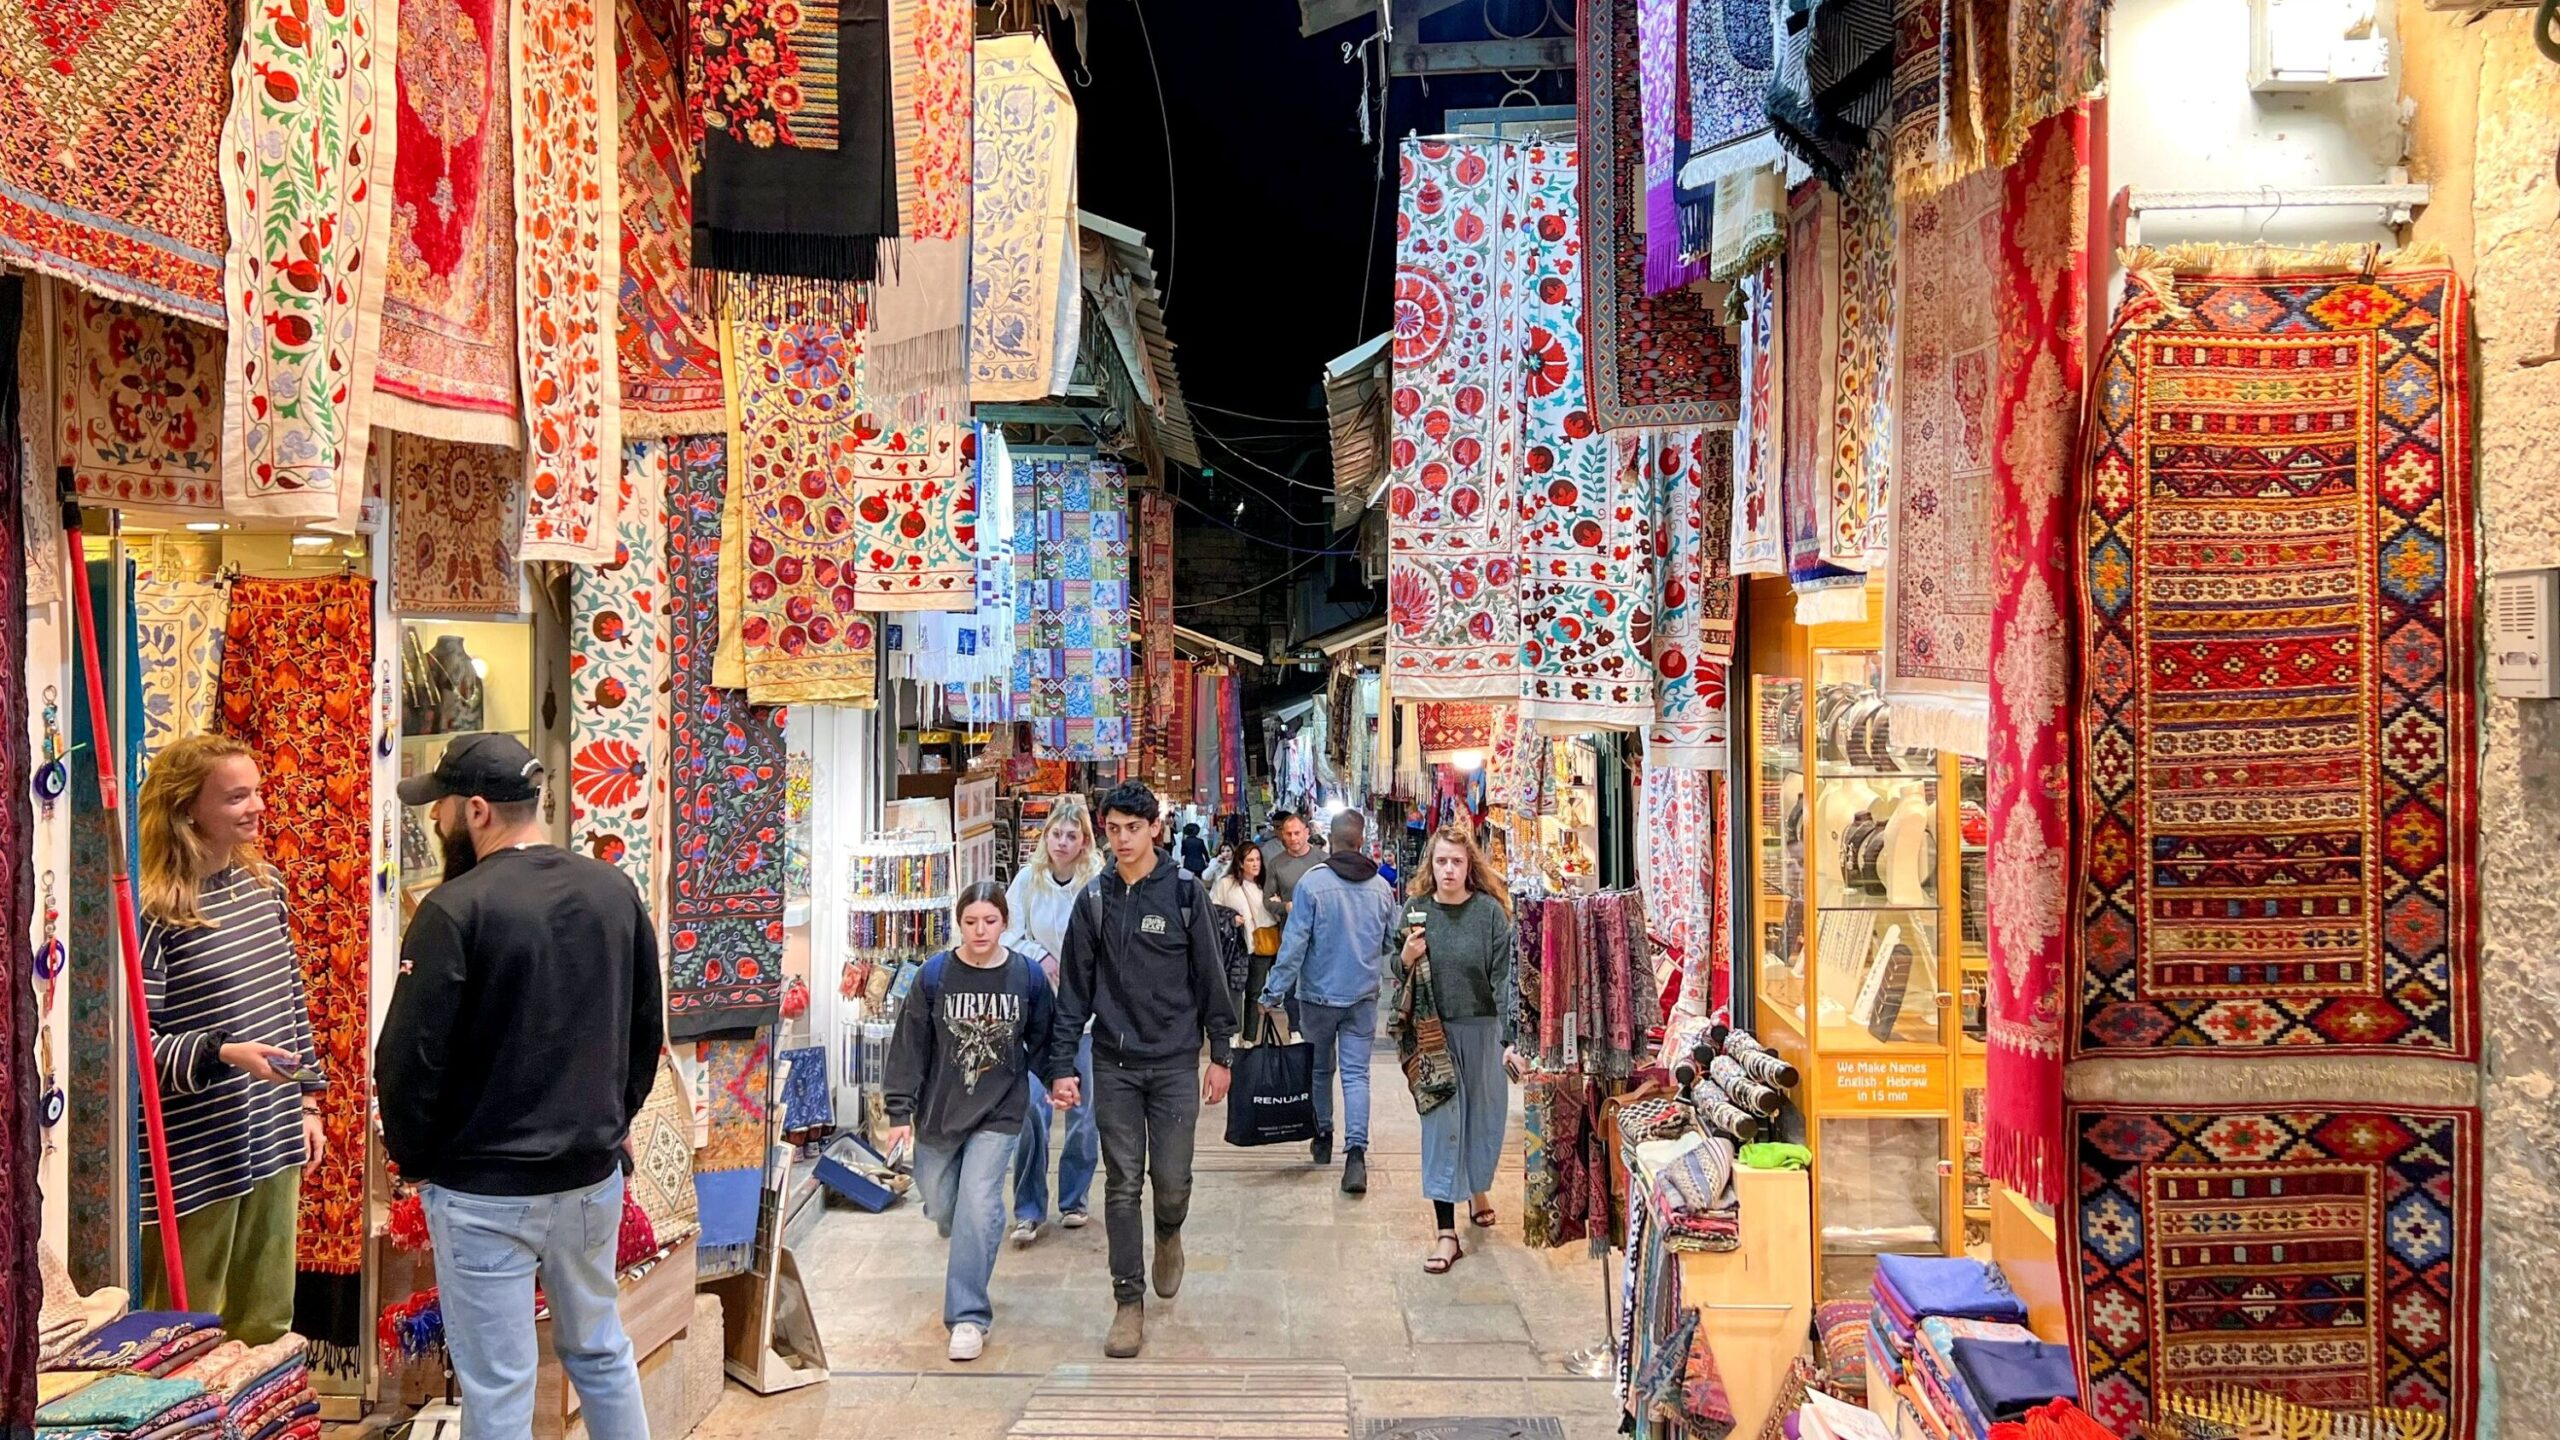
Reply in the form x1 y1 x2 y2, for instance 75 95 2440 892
694 1168 763 1251
1948 1337 2080 1422
1873 1254 2027 1325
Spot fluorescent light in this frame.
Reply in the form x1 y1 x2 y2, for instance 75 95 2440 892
291 535 330 549
1450 748 1486 773
183 521 226 533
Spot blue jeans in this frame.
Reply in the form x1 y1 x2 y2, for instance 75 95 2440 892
915 1127 1017 1331
1301 997 1377 1150
1013 1030 1097 1224
423 1172 647 1440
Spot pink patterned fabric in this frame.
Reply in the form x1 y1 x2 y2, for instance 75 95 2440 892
1642 426 1731 768
1641 767 1714 1003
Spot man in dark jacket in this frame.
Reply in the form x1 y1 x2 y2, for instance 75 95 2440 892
376 734 660 1440
1050 783 1237 1358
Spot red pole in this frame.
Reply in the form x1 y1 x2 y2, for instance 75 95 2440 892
60 485 189 1308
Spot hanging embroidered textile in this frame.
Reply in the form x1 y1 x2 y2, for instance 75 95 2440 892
1583 0 1737 431
215 575 374 1357
665 435 787 1037
2073 249 2477 1066
689 0 898 298
2066 1103 2479 1437
1416 703 1496 763
1882 161 2001 754
375 0 521 444
1011 448 1130 760
17 297 62 607
1728 260 1784 577
1640 768 1714 993
510 0 621 562
1674 0 1782 272
572 444 672 904
1386 137 1518 701
626 1054 696 1240
870 0 971 411
216 0 392 531
57 292 224 515
1886 0 1948 195
1511 145 1654 733
1829 143 1894 569
690 1032 766 1267
1780 184 1865 625
133 574 228 776
849 348 974 612
1220 671 1246 813
0 327 31 1419
1644 427 1732 768
389 437 524 616
0 0 229 322
1635 0 1706 294
2001 2 2105 171
1135 490 1175 776
970 34 1077 402
1162 656 1194 802
616 0 725 435
1982 109 2084 1207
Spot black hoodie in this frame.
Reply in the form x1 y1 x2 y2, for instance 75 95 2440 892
1054 852 1238 1071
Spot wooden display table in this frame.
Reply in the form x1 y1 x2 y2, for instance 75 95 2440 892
1676 1164 1815 1440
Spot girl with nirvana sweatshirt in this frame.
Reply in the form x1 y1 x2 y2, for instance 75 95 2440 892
883 883 1073 1362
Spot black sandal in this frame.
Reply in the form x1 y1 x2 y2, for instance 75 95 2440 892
1423 1231 1465 1274
1470 1206 1498 1229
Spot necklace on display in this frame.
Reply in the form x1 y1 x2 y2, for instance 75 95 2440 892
31 686 69 814
33 871 64 1147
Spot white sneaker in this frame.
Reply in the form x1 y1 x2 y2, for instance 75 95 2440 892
1010 1221 1041 1247
948 1323 986 1362
1060 1209 1090 1229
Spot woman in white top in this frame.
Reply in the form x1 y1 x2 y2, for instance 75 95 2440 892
1210 843 1280 1027
1003 797 1103 1244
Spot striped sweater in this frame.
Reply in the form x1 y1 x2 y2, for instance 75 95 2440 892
144 867 324 1216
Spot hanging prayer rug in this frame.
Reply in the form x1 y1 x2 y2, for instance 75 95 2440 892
1728 260 1784 577
1983 109 2084 1206
57 292 224 515
1780 183 1864 625
2073 250 2476 1064
1583 0 1737 431
665 435 788 1037
216 0 393 531
1417 702 1496 762
970 35 1077 402
1636 0 1707 295
1830 143 1895 569
375 0 521 444
1643 427 1731 769
2065 1102 2478 1439
1011 448 1130 760
215 575 373 1354
1882 160 2001 754
573 443 671 905
1386 137 1517 701
1674 0 1783 268
389 436 524 616
133 574 227 778
1510 145 1654 734
616 0 725 435
0 0 228 323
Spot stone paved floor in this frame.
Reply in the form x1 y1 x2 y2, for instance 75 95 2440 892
695 1071 1624 1438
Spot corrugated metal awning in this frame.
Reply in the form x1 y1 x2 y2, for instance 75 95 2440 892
1322 332 1391 535
1078 211 1201 469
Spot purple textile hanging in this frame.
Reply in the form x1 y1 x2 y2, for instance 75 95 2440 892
1640 0 1713 292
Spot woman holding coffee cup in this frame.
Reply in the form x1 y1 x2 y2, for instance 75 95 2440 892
1389 824 1518 1274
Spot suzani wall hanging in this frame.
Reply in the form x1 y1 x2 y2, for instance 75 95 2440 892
1779 183 1864 624
1643 427 1732 769
970 34 1078 402
1727 260 1784 577
870 0 972 411
57 290 224 515
572 443 672 908
615 0 725 435
1010 448 1129 761
1828 144 1895 569
389 436 525 616
133 572 228 779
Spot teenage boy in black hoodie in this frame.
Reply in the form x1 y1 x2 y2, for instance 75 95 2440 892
1050 782 1237 1358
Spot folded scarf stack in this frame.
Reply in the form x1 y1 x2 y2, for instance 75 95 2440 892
1913 1317 2042 1440
34 1375 222 1440
1645 1134 1742 1253
171 1335 319 1440
35 1246 131 1369
1946 1339 2078 1431
1868 1256 2026 1386
1814 1299 1869 1399
56 1313 226 1377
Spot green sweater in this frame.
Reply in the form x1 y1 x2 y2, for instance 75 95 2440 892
1403 891 1515 1040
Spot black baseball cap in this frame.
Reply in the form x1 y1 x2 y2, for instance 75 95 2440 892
396 732 546 806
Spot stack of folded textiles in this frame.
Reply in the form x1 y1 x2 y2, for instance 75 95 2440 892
1867 1255 2027 1390
1813 1299 1870 1401
1946 1337 2078 1434
56 1314 227 1377
33 1375 222 1440
173 1335 320 1440
1641 1133 1743 1253
1912 1316 2043 1440
35 1246 132 1369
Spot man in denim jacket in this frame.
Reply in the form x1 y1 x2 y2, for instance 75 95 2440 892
1258 809 1399 1195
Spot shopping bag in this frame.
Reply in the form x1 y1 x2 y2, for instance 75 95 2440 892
1223 1014 1317 1147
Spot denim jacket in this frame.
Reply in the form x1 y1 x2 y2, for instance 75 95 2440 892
1259 854 1400 1009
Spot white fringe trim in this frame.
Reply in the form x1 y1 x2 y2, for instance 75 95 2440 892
370 390 522 448
1882 690 1988 759
2066 1055 2479 1110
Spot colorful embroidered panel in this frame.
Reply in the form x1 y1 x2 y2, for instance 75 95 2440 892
1011 449 1130 761
572 444 671 905
1634 0 1706 294
1386 137 1517 701
57 293 223 514
2067 1103 2477 1438
2074 256 2477 1062
1135 489 1175 781
1676 0 1782 258
216 0 390 530
1509 145 1653 732
1883 162 2002 750
664 435 787 1038
1830 144 1895 568
1727 260 1783 576
1416 702 1496 761
216 576 374 1283
1780 184 1863 621
1887 0 1946 193
133 574 227 778
1643 427 1732 768
1582 0 1737 431
376 0 521 441
969 35 1077 402
389 436 523 616
1641 767 1714 996
888 0 973 243
615 0 724 434
0 0 229 321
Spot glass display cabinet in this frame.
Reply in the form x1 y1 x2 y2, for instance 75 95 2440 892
1744 577 1990 1299
397 617 539 921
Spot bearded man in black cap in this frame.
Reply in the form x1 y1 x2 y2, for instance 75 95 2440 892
375 733 662 1440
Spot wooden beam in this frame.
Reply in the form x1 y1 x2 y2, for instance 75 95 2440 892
1387 36 1575 75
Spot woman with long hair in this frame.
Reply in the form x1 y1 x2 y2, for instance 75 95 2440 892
133 733 326 1340
1390 825 1518 1274
1210 843 1279 1025
882 883 1071 1362
1003 796 1104 1244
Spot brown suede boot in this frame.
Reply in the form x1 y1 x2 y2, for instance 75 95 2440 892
1152 1230 1185 1298
1105 1300 1144 1358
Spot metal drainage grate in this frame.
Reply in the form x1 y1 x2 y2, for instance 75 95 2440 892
1360 1421 1569 1440
1007 1360 1354 1439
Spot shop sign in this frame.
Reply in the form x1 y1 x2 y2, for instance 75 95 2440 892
1813 1052 1949 1114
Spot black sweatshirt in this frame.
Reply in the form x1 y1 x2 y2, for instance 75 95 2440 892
1053 853 1237 1073
377 846 664 1195
881 949 1068 1147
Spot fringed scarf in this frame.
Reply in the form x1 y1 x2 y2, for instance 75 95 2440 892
1390 953 1459 1115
